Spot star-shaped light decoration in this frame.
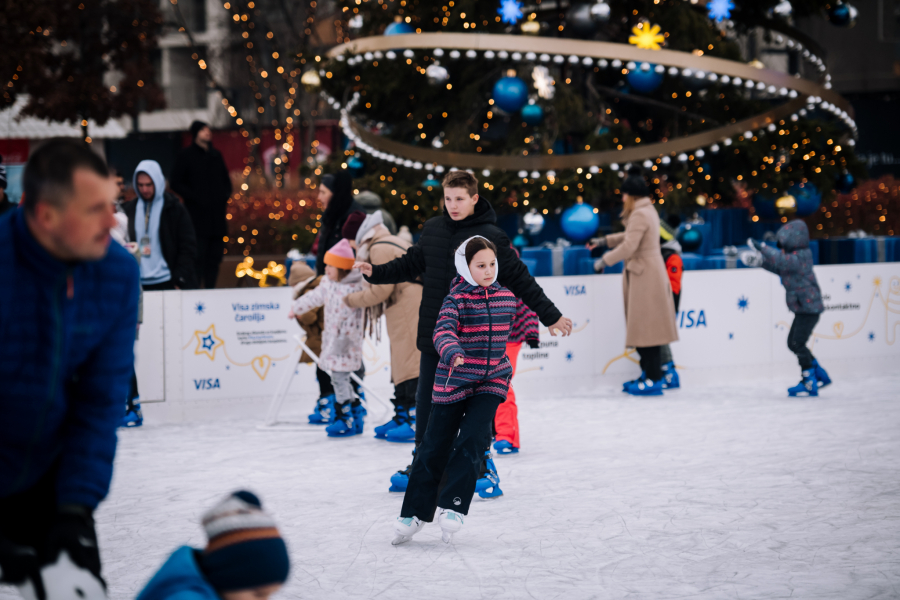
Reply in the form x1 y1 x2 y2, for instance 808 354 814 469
628 21 666 50
707 0 734 22
193 325 224 361
498 0 524 25
532 65 555 99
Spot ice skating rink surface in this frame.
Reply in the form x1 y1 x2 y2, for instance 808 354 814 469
4 370 899 600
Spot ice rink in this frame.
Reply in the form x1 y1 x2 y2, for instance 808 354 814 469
3 368 899 600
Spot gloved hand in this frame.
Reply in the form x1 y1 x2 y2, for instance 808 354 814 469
46 506 104 588
587 237 607 251
746 237 762 252
740 250 763 268
0 535 41 586
593 258 606 273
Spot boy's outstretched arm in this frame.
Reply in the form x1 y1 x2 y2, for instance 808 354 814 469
496 234 572 336
355 243 426 284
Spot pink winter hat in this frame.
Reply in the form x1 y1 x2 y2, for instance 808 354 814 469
324 238 356 270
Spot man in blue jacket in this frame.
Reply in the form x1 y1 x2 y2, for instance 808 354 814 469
0 140 140 593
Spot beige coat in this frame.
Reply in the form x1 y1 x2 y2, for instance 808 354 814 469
602 198 679 348
289 262 325 364
345 225 422 385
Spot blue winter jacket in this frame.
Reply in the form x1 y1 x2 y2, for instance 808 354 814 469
760 220 824 314
0 208 140 508
137 547 220 600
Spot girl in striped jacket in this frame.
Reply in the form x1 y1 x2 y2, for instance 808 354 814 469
393 236 516 545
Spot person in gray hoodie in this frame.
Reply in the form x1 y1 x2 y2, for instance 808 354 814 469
743 220 831 396
123 160 198 291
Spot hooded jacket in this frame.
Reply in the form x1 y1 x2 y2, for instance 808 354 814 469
170 142 232 240
760 220 824 314
344 213 422 385
367 198 562 356
290 270 366 372
432 236 516 404
137 547 218 600
0 209 140 508
123 161 198 289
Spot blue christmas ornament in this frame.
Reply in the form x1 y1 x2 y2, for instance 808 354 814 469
347 156 364 177
521 103 544 125
513 234 528 249
497 0 524 25
677 225 704 252
752 193 780 220
492 76 528 113
836 172 855 194
422 175 441 188
384 20 414 35
707 0 735 22
788 182 822 217
828 2 857 27
626 63 663 94
560 202 600 242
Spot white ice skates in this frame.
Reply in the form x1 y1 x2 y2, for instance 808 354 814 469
391 516 425 545
437 508 464 543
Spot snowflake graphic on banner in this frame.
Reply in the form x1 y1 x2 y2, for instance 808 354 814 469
195 302 205 315
707 0 734 22
497 0 524 25
532 66 555 99
737 296 749 311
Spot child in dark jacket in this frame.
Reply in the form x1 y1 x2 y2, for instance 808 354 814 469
392 236 516 545
743 220 831 396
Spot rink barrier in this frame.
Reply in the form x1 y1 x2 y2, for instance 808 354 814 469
135 262 900 421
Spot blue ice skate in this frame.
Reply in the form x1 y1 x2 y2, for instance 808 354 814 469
121 398 143 428
374 406 409 439
812 359 831 388
389 465 410 493
623 372 645 392
661 362 680 390
308 394 335 425
493 440 519 455
476 452 503 499
385 418 415 443
788 369 818 397
326 402 362 437
352 401 367 435
625 376 664 396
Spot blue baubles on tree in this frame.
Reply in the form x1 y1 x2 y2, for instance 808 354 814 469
493 76 529 113
521 102 544 125
347 156 365 177
384 20 414 35
560 200 600 242
626 63 663 94
677 224 703 252
788 182 822 216
828 2 858 27
836 172 855 194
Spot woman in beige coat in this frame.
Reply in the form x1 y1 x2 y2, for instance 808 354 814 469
343 211 422 442
593 166 678 395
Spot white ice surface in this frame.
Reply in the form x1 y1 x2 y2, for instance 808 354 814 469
3 370 899 600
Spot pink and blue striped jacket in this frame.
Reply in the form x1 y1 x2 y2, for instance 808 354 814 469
432 276 516 404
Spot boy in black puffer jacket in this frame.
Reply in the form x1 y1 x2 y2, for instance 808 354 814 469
354 171 572 490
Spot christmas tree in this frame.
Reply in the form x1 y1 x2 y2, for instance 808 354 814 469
316 0 866 236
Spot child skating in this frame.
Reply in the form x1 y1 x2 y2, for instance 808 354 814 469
742 220 831 396
289 239 367 435
391 236 516 545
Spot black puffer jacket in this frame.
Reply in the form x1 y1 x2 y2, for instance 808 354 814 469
123 193 198 289
368 198 562 355
169 143 232 239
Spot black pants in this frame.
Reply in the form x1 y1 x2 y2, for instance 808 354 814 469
316 367 334 398
195 235 224 289
142 280 175 291
636 346 662 381
788 313 819 370
393 378 418 411
0 463 57 566
400 394 503 521
126 370 140 412
413 353 441 446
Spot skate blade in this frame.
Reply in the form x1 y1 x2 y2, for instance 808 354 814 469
392 534 414 546
441 531 452 543
388 485 407 493
478 486 504 499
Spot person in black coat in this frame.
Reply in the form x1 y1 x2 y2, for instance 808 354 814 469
170 121 232 289
123 160 198 290
355 170 573 450
315 171 363 275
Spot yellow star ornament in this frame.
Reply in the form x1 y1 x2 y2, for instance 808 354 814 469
629 21 666 50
